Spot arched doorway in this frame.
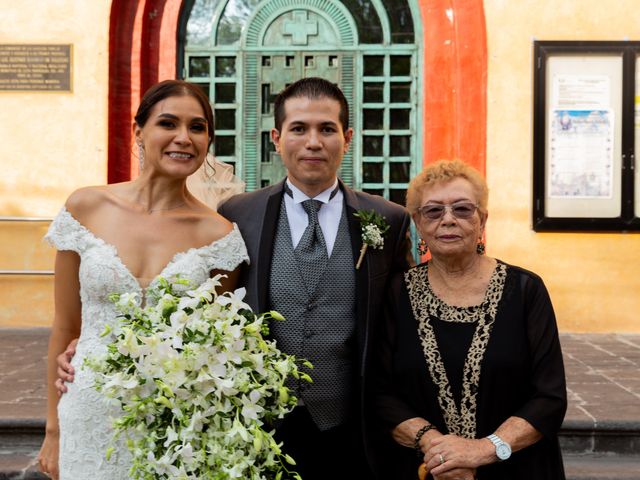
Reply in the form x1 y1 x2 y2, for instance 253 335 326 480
179 0 423 205
107 0 487 191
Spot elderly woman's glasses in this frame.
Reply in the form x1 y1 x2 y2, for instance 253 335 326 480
417 202 479 220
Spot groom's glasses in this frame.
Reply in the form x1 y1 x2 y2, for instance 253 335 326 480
417 202 479 220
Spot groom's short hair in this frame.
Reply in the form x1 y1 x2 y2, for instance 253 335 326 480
273 77 350 133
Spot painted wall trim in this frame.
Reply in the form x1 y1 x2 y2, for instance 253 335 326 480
420 0 487 174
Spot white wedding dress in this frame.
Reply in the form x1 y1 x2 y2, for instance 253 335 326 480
45 207 249 479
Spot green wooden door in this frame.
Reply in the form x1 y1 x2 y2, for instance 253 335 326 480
181 0 421 207
255 51 342 187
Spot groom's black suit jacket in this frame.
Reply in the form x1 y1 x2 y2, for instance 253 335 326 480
218 178 411 475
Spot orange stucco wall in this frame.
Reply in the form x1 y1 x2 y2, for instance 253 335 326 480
420 0 487 173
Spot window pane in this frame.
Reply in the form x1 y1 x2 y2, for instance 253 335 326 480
189 57 210 78
363 136 383 156
389 188 407 206
363 55 384 76
261 132 275 163
224 161 236 174
215 57 236 77
192 83 210 100
364 188 384 197
390 135 410 156
363 109 384 130
215 109 236 130
382 0 415 44
364 82 384 103
363 163 384 183
390 82 411 102
215 83 235 103
390 162 411 183
261 84 272 114
390 109 411 129
215 136 235 156
340 0 383 44
390 55 411 76
185 0 219 46
216 0 261 45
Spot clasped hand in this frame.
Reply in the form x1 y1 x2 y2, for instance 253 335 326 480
421 434 491 480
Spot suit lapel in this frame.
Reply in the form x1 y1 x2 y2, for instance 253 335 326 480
342 182 369 351
256 181 285 312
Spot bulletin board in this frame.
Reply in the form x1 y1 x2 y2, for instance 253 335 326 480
533 41 640 232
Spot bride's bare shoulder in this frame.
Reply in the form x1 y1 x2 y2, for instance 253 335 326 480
64 185 121 222
189 204 235 244
205 211 235 239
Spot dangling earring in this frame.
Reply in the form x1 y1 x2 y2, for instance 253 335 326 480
418 238 428 256
476 241 486 255
137 142 145 172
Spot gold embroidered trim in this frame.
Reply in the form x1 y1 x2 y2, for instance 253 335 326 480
404 262 507 438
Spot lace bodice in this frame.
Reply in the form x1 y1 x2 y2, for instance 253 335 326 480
45 207 249 478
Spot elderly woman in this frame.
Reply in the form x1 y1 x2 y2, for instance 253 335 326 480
370 160 567 479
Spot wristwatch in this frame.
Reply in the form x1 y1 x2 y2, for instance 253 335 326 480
486 434 512 461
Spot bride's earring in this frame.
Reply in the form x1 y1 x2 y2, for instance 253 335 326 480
137 142 145 172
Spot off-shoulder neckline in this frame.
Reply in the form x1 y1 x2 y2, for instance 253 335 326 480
56 206 242 291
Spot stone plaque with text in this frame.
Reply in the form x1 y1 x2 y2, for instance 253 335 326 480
0 44 72 92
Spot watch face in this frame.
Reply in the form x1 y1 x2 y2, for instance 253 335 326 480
496 443 511 460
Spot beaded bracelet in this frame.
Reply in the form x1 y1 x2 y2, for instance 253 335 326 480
413 424 435 455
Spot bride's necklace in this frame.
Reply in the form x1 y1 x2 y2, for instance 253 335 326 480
142 201 186 214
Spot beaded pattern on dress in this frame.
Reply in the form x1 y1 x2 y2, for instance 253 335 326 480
404 261 507 438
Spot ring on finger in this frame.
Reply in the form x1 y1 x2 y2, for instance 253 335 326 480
439 453 445 464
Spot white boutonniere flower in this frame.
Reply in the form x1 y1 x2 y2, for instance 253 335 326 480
354 209 390 269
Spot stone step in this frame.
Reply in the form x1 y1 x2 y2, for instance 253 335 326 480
0 420 45 480
2 421 640 478
0 331 638 478
564 453 640 480
0 452 46 480
560 420 640 455
3 445 639 479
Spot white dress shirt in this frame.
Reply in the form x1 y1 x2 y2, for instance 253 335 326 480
284 179 343 257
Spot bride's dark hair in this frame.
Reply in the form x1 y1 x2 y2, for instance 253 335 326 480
134 80 215 149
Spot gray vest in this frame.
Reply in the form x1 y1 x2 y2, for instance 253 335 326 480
269 196 356 430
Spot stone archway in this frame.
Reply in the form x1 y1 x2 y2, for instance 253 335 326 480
107 0 488 182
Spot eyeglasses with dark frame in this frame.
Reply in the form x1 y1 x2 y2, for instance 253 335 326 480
417 202 479 220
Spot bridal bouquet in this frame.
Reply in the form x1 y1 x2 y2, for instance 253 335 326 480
85 274 310 480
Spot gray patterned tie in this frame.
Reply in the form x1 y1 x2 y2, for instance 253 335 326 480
295 199 328 294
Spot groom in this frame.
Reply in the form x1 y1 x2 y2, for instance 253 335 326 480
218 77 411 479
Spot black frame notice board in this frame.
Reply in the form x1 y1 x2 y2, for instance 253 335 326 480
533 41 640 232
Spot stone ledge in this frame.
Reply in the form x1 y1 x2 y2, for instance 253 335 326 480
0 450 46 480
564 453 640 480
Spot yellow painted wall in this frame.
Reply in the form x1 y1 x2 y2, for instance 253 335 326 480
484 0 640 332
0 0 110 216
0 1 110 326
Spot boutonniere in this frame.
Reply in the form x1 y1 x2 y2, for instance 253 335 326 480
354 209 390 269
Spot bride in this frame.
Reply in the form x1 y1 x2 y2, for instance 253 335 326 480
36 80 248 479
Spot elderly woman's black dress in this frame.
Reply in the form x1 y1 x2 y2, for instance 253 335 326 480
369 260 567 480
